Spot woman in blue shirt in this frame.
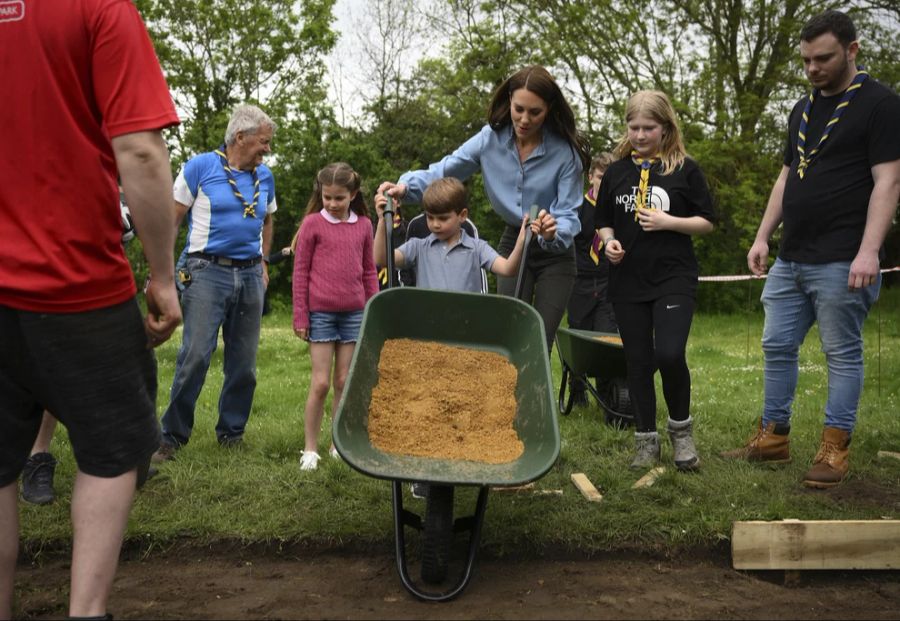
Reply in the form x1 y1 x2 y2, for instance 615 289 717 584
378 65 591 349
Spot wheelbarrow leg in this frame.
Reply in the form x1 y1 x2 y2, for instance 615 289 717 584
558 364 574 416
391 481 490 602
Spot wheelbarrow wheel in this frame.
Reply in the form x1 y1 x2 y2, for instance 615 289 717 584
605 377 633 428
421 484 454 584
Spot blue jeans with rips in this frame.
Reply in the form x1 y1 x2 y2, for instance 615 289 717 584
760 258 880 432
161 258 264 446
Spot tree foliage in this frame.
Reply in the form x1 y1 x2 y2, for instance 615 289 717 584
132 0 899 310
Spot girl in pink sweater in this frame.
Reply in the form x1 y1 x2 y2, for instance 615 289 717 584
293 163 379 470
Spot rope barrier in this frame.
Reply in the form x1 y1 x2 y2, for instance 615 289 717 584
698 265 898 411
698 265 900 282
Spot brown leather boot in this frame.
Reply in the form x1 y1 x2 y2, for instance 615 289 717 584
803 427 851 489
720 419 791 464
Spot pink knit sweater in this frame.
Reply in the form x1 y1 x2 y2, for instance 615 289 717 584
292 212 379 331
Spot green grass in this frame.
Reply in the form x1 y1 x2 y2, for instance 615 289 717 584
18 287 900 555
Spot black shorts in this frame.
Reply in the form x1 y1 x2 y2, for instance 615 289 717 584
0 298 160 486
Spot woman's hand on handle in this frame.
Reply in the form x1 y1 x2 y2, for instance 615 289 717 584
530 209 557 241
376 181 407 203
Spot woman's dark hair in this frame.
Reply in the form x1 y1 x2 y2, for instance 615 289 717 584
487 65 591 171
800 9 857 47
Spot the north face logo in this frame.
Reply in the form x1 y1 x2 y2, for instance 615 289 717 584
0 0 24 23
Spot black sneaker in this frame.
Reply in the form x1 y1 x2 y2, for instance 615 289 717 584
410 482 428 499
22 452 57 505
218 435 244 449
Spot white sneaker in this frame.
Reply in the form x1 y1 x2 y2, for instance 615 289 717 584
329 446 339 459
299 451 320 471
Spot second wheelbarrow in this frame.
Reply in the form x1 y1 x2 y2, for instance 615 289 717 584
555 327 634 427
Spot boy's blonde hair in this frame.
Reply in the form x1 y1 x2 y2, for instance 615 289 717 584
423 178 468 215
613 90 687 175
590 152 614 175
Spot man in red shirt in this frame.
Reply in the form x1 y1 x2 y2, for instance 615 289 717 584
0 1 181 618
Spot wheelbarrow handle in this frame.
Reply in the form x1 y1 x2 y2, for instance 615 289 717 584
382 190 396 290
513 204 540 301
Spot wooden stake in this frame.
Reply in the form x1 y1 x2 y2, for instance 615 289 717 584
632 467 666 489
570 473 603 502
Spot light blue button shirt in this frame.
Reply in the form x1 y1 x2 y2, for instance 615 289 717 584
397 230 498 293
398 124 583 252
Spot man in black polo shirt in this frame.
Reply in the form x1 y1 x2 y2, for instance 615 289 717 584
722 9 900 488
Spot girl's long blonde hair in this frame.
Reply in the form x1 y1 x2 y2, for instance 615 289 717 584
613 90 687 175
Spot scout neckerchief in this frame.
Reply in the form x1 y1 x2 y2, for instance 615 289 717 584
631 151 659 221
796 67 868 179
584 188 603 265
214 145 259 218
378 213 403 285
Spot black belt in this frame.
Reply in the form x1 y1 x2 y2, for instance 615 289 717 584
187 252 262 268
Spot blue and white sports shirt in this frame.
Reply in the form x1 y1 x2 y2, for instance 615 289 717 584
174 151 277 260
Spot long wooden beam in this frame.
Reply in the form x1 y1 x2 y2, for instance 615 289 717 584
732 519 900 570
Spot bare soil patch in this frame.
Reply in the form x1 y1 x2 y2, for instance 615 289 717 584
13 542 900 620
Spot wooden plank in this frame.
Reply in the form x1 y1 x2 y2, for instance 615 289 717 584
632 467 666 489
491 483 535 493
490 483 563 496
877 450 900 462
732 520 900 570
570 473 603 502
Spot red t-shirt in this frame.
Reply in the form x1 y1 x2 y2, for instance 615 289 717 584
0 0 179 312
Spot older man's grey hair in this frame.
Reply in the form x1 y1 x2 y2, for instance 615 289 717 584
224 104 276 146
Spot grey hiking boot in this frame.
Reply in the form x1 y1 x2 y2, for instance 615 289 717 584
630 432 661 470
668 417 700 471
22 452 57 505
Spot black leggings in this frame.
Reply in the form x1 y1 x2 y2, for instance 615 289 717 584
497 225 576 352
613 295 695 432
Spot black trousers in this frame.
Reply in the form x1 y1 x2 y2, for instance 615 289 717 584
613 294 695 432
568 274 617 333
497 225 576 352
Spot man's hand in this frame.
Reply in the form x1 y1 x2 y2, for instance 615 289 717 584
144 278 182 348
848 250 880 290
747 239 770 276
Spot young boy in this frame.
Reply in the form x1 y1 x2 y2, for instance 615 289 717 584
374 177 535 290
566 152 617 407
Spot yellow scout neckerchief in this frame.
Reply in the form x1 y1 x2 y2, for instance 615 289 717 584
797 67 868 179
631 151 659 221
378 213 402 285
215 145 259 218
584 188 603 265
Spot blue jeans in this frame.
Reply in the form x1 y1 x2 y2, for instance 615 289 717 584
161 258 264 446
760 259 880 432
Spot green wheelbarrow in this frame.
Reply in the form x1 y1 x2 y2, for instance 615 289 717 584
332 287 560 602
555 327 634 427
